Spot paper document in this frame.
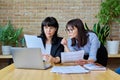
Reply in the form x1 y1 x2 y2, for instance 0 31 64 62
24 34 44 48
83 63 106 71
51 65 89 74
61 50 85 63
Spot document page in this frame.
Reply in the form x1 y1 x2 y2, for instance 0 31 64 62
51 65 89 74
24 34 44 48
61 50 85 63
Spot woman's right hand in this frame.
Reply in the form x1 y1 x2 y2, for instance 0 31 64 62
61 38 70 52
61 38 67 46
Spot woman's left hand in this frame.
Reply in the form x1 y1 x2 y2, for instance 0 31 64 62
75 59 95 66
75 59 88 65
43 54 54 63
43 54 60 64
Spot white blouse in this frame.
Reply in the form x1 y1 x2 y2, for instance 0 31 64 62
42 44 52 55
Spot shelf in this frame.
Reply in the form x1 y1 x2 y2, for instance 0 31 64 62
108 54 120 58
0 55 12 59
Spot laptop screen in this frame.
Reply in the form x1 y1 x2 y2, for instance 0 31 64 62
11 47 51 69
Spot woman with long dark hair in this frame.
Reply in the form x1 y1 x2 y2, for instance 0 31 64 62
61 18 100 65
38 17 64 64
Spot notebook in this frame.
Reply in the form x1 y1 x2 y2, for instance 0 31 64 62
11 47 51 69
83 63 106 71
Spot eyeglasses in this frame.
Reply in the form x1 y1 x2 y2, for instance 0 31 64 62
65 29 74 33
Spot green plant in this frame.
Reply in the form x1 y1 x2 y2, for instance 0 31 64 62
93 23 110 45
0 21 23 46
97 0 120 40
85 22 110 45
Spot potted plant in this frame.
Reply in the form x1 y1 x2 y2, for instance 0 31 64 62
0 20 23 55
97 0 120 54
85 22 110 45
92 23 110 45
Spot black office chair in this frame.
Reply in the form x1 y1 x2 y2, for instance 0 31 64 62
8 59 13 65
95 43 108 67
84 43 108 67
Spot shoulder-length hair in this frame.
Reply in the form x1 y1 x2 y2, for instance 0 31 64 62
38 17 59 47
66 18 88 47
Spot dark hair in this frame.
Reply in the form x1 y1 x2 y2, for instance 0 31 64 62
38 17 59 47
66 18 88 47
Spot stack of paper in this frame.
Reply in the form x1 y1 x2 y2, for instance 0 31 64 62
24 34 46 54
24 34 44 48
61 50 84 63
51 65 89 74
83 63 106 71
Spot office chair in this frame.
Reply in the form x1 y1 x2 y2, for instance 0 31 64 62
84 43 108 67
96 43 108 67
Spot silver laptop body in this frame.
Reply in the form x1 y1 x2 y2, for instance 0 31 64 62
11 47 51 69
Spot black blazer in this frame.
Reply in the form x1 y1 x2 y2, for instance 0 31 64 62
50 37 64 62
38 36 64 63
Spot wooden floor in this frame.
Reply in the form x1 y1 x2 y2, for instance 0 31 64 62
0 59 13 69
107 58 120 71
0 59 9 69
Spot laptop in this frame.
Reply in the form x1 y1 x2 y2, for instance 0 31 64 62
11 47 51 69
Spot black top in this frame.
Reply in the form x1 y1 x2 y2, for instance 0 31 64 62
50 37 64 61
39 36 64 63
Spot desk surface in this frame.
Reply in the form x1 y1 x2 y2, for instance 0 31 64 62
0 64 120 80
0 54 120 59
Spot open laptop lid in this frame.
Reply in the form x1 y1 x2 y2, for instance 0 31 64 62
11 47 51 69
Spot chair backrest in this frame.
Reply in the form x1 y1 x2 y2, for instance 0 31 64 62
95 43 108 67
84 43 108 67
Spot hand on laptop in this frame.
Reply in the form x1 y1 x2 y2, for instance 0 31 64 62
43 54 60 64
